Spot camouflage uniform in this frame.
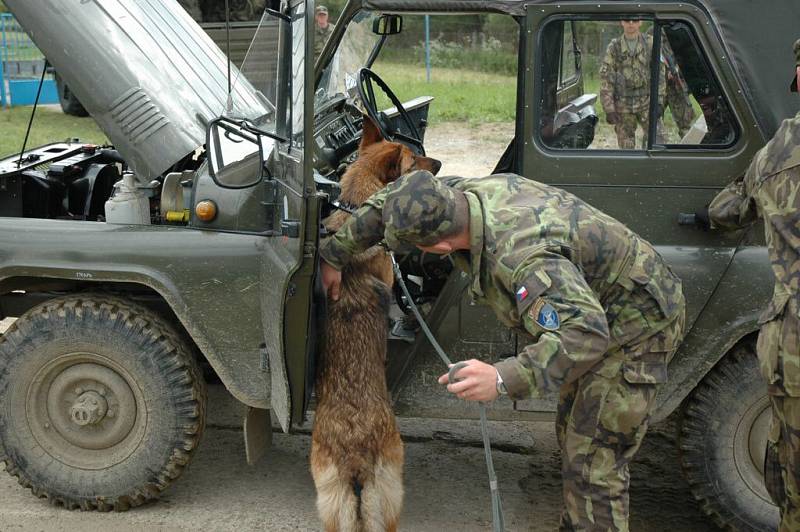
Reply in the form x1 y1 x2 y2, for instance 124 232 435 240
708 103 800 531
202 0 265 22
600 32 666 149
658 31 696 137
314 7 335 59
321 171 686 531
177 0 203 22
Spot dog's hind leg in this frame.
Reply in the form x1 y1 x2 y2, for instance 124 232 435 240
311 455 359 532
359 453 404 532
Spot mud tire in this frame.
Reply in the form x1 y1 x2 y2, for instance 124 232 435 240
0 294 206 511
679 341 779 531
55 73 89 117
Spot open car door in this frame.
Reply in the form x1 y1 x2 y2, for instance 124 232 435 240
211 0 318 432
260 0 318 431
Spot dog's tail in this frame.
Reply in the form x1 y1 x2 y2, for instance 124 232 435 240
314 463 402 532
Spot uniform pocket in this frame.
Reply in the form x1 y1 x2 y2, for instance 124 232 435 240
623 248 683 320
622 351 669 384
757 298 800 396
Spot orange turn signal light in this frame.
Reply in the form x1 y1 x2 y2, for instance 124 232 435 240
195 200 217 222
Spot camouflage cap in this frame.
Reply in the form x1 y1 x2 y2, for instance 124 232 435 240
315 5 328 14
792 38 800 92
382 170 466 253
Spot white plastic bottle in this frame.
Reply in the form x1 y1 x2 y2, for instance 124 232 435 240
104 172 151 225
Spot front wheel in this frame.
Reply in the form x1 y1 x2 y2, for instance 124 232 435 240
0 294 206 510
679 341 779 531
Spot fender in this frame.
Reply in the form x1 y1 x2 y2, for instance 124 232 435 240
653 245 773 422
0 218 271 409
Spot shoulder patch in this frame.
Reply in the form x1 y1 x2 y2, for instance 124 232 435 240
529 299 560 331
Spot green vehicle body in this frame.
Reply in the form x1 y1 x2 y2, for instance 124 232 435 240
1 0 799 527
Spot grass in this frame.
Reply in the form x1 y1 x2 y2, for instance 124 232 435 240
372 62 517 124
0 106 107 159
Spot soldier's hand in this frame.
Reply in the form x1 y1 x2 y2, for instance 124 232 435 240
320 260 342 301
695 205 711 230
438 359 499 402
606 111 620 125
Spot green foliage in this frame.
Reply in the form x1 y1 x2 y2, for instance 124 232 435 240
0 107 106 159
381 35 517 77
0 1 7 13
372 62 516 123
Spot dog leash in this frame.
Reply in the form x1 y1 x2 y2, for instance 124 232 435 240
390 252 505 532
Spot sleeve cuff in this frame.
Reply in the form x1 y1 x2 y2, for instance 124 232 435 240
494 358 538 401
318 237 349 271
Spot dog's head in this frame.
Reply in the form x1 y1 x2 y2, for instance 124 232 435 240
357 115 442 185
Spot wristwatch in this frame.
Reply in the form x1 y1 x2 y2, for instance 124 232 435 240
495 369 508 396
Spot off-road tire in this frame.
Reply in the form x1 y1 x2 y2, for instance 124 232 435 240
55 73 89 117
0 294 206 511
679 341 779 531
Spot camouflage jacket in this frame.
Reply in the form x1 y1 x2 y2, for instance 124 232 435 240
203 0 266 22
315 23 335 57
320 174 684 400
600 33 666 114
708 111 800 316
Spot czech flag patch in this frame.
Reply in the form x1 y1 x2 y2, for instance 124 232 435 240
516 286 529 302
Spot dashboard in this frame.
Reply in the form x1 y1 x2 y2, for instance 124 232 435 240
313 95 364 178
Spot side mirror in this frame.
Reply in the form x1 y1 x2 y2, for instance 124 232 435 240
372 15 402 36
206 117 270 189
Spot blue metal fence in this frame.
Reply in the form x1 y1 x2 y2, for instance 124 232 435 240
0 13 58 107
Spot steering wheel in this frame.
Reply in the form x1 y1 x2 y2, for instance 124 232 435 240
356 67 425 155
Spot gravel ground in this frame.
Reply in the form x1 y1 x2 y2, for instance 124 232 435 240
0 382 719 531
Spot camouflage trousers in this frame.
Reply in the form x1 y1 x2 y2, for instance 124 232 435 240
759 298 800 531
665 81 696 138
556 299 685 531
614 111 649 150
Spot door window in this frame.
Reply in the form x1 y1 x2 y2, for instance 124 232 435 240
538 18 738 151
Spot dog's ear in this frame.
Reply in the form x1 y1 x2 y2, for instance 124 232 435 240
376 144 403 183
360 115 384 150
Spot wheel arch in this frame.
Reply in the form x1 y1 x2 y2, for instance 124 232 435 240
653 246 772 423
0 274 266 410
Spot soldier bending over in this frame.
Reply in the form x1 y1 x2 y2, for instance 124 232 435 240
319 171 686 531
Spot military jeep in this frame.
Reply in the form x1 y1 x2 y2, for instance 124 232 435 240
1 0 798 529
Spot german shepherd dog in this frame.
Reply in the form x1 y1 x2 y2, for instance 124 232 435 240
311 116 441 532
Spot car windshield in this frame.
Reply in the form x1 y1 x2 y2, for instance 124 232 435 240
316 11 382 104
226 9 286 130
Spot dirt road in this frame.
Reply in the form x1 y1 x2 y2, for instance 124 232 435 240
0 382 718 531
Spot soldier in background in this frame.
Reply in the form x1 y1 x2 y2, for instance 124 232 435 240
654 28 696 138
319 171 686 531
177 0 203 22
703 39 800 532
600 20 666 149
203 0 266 22
314 5 335 59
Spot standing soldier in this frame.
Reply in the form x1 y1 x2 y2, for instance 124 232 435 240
314 5 335 59
600 20 666 149
320 171 686 531
656 29 696 138
202 0 266 22
178 0 203 22
702 39 800 532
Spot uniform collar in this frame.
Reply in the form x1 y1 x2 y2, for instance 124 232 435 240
622 33 645 55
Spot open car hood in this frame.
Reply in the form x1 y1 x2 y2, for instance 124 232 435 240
6 0 269 180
